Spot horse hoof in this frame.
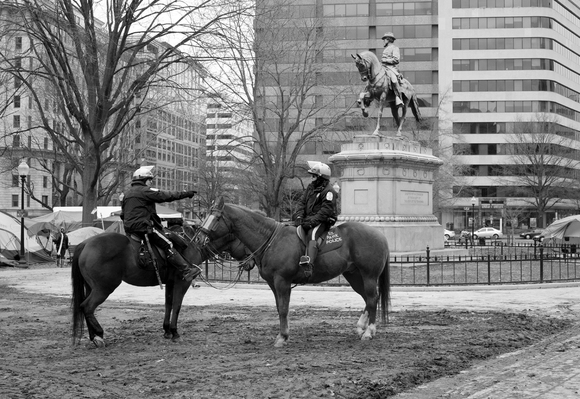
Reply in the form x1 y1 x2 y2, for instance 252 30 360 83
164 332 172 339
274 335 288 347
362 111 368 118
356 327 365 337
92 336 106 348
361 333 373 341
171 335 181 343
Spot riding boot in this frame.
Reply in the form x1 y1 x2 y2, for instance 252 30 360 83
299 241 318 280
167 249 201 282
392 81 403 107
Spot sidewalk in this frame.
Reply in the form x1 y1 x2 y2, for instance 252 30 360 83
2 267 580 398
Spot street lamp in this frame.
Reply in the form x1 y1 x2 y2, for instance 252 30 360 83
471 196 477 247
17 160 29 266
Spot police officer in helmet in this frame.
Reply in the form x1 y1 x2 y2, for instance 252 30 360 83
121 165 200 282
294 161 338 280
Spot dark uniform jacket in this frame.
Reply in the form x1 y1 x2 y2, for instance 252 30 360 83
296 180 338 228
121 181 192 234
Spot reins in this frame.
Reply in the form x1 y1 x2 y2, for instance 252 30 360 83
172 225 249 290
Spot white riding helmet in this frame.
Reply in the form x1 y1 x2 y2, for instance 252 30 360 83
132 165 154 181
307 161 331 179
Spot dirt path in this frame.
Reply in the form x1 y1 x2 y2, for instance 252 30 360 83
1 266 578 398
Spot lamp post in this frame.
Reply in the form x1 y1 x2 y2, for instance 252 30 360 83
17 160 29 266
471 196 477 247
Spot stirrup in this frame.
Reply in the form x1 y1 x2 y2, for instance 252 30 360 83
299 255 310 265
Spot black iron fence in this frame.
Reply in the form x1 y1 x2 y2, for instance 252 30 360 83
201 242 580 287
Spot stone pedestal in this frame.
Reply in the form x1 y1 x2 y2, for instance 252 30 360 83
328 135 444 254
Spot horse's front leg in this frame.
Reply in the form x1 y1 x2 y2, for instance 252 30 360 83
168 279 191 342
163 279 175 339
357 92 369 117
272 278 292 347
372 93 387 136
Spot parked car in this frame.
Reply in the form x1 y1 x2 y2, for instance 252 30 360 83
519 229 544 240
444 229 455 240
472 227 503 240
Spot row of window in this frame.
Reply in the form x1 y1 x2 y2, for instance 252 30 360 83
456 164 575 178
453 58 552 71
453 16 551 30
321 47 434 64
322 2 433 17
453 100 580 122
453 142 578 157
453 79 580 104
326 24 433 41
11 194 48 208
453 37 551 50
452 0 552 8
453 121 579 138
11 134 50 149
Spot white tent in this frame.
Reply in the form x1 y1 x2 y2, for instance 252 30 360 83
542 215 580 240
0 211 53 263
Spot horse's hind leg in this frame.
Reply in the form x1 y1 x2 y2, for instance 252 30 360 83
342 270 372 338
81 287 113 348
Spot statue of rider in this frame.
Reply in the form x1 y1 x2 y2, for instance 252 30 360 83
294 161 338 280
381 32 403 107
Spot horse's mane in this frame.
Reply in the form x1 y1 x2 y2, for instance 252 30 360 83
228 204 277 225
358 50 380 65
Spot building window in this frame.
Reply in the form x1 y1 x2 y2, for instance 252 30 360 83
12 195 19 207
13 115 20 128
14 95 20 108
44 137 48 149
13 134 20 147
12 175 19 187
42 195 48 205
43 176 48 188
15 36 22 51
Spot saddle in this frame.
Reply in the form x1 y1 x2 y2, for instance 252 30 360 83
127 233 168 274
296 226 343 255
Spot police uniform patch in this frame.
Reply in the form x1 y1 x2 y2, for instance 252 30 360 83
149 188 160 192
326 192 333 201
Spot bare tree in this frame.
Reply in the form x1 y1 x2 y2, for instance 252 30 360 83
501 113 578 228
196 0 357 219
0 0 245 224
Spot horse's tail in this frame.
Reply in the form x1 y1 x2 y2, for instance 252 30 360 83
379 255 391 324
71 242 87 345
410 93 422 122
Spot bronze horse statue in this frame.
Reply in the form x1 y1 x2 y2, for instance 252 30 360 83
71 226 251 347
352 51 421 137
195 199 390 347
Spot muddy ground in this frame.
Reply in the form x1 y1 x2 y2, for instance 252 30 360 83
0 282 572 399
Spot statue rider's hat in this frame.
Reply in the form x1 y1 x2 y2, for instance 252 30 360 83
381 32 396 41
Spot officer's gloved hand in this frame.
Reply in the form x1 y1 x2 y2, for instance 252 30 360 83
183 190 197 198
295 217 303 227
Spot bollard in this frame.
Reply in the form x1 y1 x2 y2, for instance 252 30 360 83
426 246 430 286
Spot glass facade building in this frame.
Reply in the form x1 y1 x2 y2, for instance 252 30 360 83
258 0 580 230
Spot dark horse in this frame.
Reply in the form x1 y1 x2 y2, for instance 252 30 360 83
352 51 421 137
71 226 250 347
196 199 390 347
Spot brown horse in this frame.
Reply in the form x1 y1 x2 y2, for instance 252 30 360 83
352 51 422 137
71 226 250 347
196 199 390 347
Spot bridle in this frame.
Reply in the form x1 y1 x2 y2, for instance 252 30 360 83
196 203 284 267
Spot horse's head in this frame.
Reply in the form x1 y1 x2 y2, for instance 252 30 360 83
195 197 230 246
352 53 371 83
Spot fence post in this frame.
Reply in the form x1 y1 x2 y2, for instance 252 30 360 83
487 254 491 285
426 246 430 286
539 245 544 283
205 259 209 279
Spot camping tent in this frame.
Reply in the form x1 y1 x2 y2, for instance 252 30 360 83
0 211 53 263
68 227 104 253
25 210 83 236
542 215 580 240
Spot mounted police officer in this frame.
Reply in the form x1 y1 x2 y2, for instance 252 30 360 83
295 161 338 279
381 32 403 107
121 165 200 282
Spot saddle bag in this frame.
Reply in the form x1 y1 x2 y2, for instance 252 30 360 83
138 243 156 269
